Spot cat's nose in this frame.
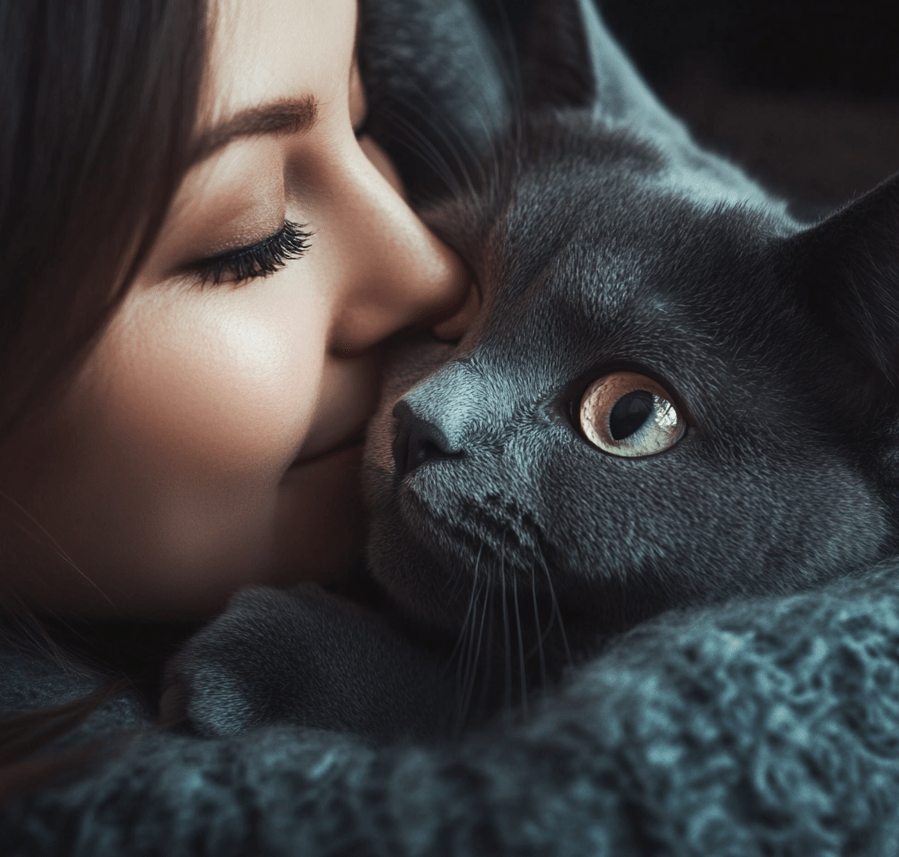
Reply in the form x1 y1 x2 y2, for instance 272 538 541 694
391 359 487 476
392 399 463 477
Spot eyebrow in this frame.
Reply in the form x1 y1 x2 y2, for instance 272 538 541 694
190 96 319 165
189 1 362 166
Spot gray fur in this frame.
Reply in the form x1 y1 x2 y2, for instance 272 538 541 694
358 0 506 202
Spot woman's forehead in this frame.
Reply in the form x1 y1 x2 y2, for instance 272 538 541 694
199 0 358 137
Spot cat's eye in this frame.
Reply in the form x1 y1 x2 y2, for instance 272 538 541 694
579 372 685 457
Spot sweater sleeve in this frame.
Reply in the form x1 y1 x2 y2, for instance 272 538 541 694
6 565 899 857
0 643 152 754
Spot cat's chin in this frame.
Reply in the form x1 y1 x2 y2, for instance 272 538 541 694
362 481 615 683
362 466 467 635
363 457 581 649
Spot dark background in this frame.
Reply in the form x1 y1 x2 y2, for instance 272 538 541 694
479 0 899 217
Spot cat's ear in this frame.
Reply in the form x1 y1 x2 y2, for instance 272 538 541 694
519 0 688 140
794 172 899 388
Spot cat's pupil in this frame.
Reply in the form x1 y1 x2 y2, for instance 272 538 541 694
609 390 655 440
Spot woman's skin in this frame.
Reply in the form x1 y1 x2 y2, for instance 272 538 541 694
0 0 477 621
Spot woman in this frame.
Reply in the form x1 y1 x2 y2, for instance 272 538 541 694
0 0 486 621
1 0 505 792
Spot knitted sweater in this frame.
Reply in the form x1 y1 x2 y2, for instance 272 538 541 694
5 563 899 856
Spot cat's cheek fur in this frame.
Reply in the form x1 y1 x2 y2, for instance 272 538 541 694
366 394 893 638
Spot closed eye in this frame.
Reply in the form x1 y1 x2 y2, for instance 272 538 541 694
189 219 313 287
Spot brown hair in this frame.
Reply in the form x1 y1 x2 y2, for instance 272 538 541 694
0 0 209 789
0 0 208 440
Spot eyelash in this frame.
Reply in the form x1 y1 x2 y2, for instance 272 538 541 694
192 219 313 286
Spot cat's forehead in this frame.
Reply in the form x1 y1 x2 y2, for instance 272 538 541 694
491 133 781 333
460 118 802 413
489 117 785 295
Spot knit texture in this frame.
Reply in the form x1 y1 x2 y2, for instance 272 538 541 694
5 562 899 855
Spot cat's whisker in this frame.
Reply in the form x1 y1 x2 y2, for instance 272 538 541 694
469 579 493 728
464 575 490 729
372 100 468 198
525 561 556 661
452 540 487 605
530 561 548 697
455 612 473 733
447 545 482 670
390 73 496 172
476 570 498 726
440 541 472 601
377 96 485 203
448 569 476 728
500 535 512 715
381 107 468 201
512 570 528 716
453 550 483 730
538 550 572 670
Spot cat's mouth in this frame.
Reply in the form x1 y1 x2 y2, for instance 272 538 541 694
371 474 543 594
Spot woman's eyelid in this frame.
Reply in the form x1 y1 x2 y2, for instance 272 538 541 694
187 219 314 287
171 65 367 287
189 206 288 257
192 222 286 266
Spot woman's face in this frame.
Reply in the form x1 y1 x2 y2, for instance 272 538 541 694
0 0 475 620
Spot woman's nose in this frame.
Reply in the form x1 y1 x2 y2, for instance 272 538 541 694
326 135 478 354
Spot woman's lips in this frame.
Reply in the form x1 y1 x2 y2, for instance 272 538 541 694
288 427 367 469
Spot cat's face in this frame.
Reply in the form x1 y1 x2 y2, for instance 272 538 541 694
363 0 899 653
363 111 896 644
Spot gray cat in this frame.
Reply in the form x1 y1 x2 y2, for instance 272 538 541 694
166 0 899 743
9 0 899 854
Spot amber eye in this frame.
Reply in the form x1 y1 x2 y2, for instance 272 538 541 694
579 372 685 457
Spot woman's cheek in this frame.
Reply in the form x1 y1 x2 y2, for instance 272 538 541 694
98 279 327 484
22 280 334 616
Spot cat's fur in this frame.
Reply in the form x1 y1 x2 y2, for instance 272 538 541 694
9 0 899 854
166 0 899 740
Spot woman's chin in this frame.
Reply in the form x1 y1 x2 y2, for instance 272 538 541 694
273 442 367 587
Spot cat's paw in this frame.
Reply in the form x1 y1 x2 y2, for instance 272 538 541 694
160 585 317 737
161 583 453 742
